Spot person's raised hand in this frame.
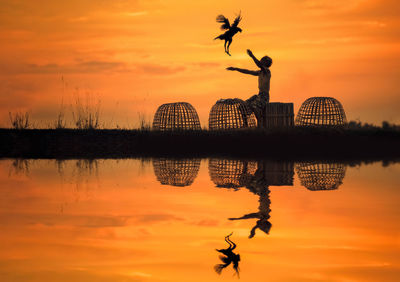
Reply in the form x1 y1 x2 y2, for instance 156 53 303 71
247 49 253 56
226 67 236 71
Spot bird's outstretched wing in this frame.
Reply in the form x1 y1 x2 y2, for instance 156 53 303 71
216 15 230 30
232 12 242 28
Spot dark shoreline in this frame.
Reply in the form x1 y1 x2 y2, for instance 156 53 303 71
0 127 399 161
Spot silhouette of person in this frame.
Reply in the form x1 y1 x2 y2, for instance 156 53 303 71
229 161 272 238
227 49 272 128
214 233 241 277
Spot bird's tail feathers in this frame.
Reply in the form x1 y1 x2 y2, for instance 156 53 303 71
214 264 226 274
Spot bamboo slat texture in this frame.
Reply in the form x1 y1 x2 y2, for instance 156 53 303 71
295 97 347 126
153 158 201 187
152 102 201 131
261 160 294 186
264 103 294 128
295 162 346 191
209 99 257 130
209 159 258 189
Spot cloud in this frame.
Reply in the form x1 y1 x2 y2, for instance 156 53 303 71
0 213 130 228
0 268 145 282
294 36 360 45
131 213 184 224
191 62 220 68
0 60 186 76
124 11 148 17
0 60 128 74
190 219 219 226
135 63 186 75
186 43 219 49
0 212 184 227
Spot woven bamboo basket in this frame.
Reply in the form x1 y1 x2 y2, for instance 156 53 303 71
152 102 201 131
264 103 294 128
209 159 257 189
153 158 201 187
209 99 257 130
295 97 346 126
295 162 346 191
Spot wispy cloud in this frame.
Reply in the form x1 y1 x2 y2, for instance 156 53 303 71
124 11 148 17
0 60 128 74
135 63 186 75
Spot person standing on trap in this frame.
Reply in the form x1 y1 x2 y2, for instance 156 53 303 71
226 49 272 128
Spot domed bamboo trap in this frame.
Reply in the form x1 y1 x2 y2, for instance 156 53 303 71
152 102 201 131
209 159 257 189
295 162 346 191
295 97 347 126
209 99 257 130
153 158 201 187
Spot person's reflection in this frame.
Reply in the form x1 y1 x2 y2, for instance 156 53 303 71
229 187 271 238
214 233 241 277
229 161 278 238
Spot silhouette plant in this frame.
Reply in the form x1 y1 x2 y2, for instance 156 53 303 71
9 111 30 129
71 89 101 129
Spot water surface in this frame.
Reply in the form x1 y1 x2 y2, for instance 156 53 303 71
0 159 399 281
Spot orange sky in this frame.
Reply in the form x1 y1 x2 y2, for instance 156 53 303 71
0 0 399 127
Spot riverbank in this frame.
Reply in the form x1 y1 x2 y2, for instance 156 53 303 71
1 126 399 160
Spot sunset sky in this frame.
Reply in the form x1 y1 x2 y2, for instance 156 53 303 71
0 0 399 127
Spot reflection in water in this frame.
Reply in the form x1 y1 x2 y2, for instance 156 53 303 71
229 188 271 238
229 161 294 238
214 233 241 277
0 159 399 281
56 159 101 213
209 159 257 189
8 159 31 176
296 162 346 191
153 158 201 187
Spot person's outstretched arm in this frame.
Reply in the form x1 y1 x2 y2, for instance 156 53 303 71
229 212 259 220
247 49 268 72
226 67 259 76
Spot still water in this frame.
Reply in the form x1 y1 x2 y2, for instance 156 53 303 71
0 159 399 282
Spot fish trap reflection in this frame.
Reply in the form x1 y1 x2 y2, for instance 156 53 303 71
209 159 258 189
153 158 201 187
295 162 346 191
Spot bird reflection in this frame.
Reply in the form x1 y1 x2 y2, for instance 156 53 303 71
229 160 294 238
153 158 201 187
214 233 241 277
295 162 346 191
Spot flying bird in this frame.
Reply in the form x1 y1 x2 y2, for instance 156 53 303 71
214 12 242 56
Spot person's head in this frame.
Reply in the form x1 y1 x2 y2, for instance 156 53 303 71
260 56 272 68
258 219 272 234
